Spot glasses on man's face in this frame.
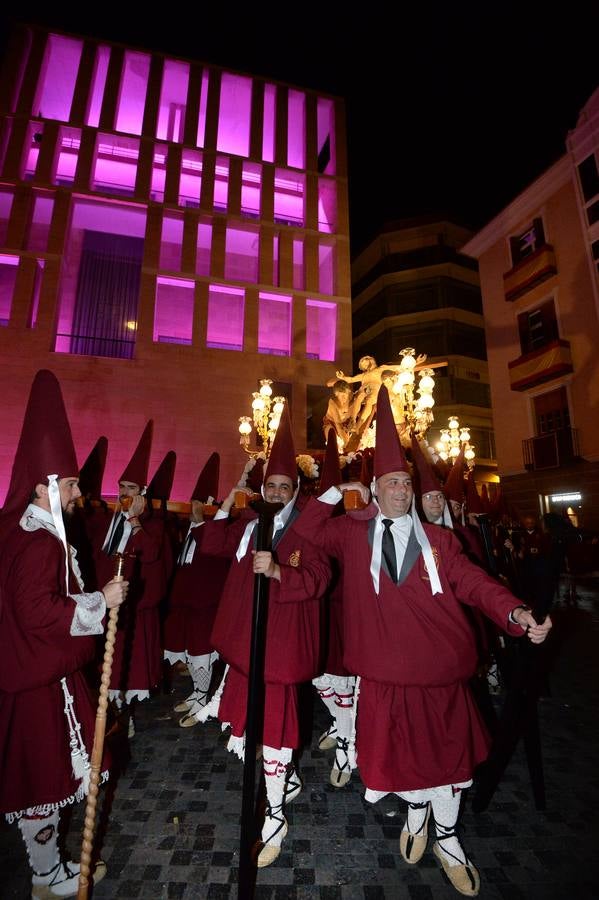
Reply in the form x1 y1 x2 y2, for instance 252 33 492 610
422 493 444 502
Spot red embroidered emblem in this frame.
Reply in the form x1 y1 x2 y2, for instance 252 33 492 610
421 546 440 581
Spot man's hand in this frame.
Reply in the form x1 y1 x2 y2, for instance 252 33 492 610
128 495 146 518
337 481 370 504
511 606 552 644
221 485 252 514
103 579 129 609
252 550 280 581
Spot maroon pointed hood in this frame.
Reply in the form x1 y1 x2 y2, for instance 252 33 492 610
410 434 442 495
79 436 108 500
148 450 177 501
320 430 342 493
120 420 153 487
191 452 220 501
264 403 296 484
373 385 409 478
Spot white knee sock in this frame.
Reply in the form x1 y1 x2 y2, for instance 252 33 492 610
404 800 429 835
431 790 467 866
189 663 212 708
262 747 291 846
315 685 339 723
18 812 60 875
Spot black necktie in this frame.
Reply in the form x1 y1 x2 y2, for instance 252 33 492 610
107 514 125 556
382 518 398 584
179 530 194 565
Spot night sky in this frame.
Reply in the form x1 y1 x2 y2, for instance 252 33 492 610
3 4 598 252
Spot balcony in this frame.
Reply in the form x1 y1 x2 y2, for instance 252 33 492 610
503 244 557 302
508 339 573 392
523 427 580 470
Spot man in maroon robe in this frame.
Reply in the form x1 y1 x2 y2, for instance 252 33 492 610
294 386 551 897
93 421 165 737
194 406 331 867
0 371 127 897
163 452 229 726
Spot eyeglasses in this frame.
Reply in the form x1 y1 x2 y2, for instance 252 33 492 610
422 493 444 502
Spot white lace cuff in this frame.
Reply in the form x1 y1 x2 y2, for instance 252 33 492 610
70 591 106 636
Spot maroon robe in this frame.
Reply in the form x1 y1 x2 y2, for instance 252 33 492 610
295 499 524 791
0 527 102 818
94 509 165 694
201 511 330 748
163 524 230 657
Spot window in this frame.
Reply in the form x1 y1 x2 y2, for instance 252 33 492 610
54 199 146 358
287 90 305 169
92 134 139 196
318 242 335 295
217 73 252 158
241 162 261 218
28 259 45 328
214 156 229 212
509 218 546 266
274 169 304 226
0 189 14 246
224 225 259 283
196 219 212 276
317 97 335 175
154 277 194 344
33 34 83 121
179 149 202 207
292 238 304 290
156 60 189 142
517 299 558 355
578 154 599 202
160 214 184 271
272 233 280 286
318 178 337 233
258 292 291 356
534 387 570 435
151 145 168 202
26 193 54 252
196 69 210 148
53 126 80 186
0 255 19 326
306 300 336 360
262 84 276 162
85 45 110 128
22 121 44 180
115 51 150 135
206 284 244 350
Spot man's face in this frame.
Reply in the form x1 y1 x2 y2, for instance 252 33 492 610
421 490 445 523
523 516 537 532
119 481 141 502
376 472 413 518
59 477 81 517
263 475 295 505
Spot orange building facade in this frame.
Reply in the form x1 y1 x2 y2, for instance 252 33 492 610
463 89 599 530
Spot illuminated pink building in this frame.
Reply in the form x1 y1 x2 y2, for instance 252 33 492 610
0 25 351 500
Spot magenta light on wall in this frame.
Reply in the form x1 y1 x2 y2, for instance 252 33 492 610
115 51 151 135
33 34 82 121
306 299 336 361
180 149 203 207
196 70 210 148
160 214 184 271
196 220 212 276
317 98 336 176
154 277 194 344
217 73 252 158
225 225 259 283
28 259 45 329
0 254 19 325
274 169 305 226
214 157 230 212
318 179 337 233
85 45 110 128
54 127 81 186
93 134 139 195
293 239 305 290
206 284 244 350
258 292 292 356
23 121 43 180
318 243 335 295
241 162 261 217
151 146 168 202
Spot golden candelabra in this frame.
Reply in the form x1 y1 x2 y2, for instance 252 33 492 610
436 416 476 468
238 379 286 456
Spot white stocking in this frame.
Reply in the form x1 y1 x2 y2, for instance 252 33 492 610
189 662 212 709
431 789 467 866
262 746 292 847
18 812 60 875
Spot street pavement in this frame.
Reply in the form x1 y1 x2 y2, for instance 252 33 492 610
2 581 599 899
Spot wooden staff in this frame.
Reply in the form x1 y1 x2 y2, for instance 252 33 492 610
77 553 126 900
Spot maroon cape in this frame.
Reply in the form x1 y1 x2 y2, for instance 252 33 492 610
163 524 230 657
0 526 102 817
294 499 524 791
94 509 165 693
201 511 330 748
